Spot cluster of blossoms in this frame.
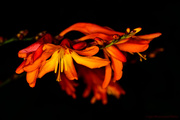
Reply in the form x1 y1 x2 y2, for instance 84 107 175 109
15 23 161 104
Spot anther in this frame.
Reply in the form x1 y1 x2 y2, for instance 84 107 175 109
137 52 147 61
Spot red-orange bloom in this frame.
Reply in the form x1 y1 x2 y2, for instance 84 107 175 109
77 65 125 104
15 22 162 104
59 73 78 99
15 34 54 87
38 39 110 82
64 23 161 88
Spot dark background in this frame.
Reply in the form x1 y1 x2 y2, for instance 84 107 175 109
0 1 179 119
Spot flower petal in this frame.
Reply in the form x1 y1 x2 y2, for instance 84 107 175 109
136 32 162 40
110 55 123 81
116 32 162 53
38 50 59 78
23 51 52 72
59 22 124 36
77 33 114 42
116 43 149 52
105 45 127 62
59 73 78 99
33 44 44 61
43 43 61 52
72 42 87 50
18 41 42 58
63 51 78 80
26 69 39 88
15 60 26 74
18 34 52 58
71 51 110 69
102 54 112 89
74 46 99 56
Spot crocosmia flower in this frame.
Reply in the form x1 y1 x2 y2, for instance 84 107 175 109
60 23 161 88
16 34 53 87
15 22 161 104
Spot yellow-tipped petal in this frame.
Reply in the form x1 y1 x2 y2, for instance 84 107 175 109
71 51 110 69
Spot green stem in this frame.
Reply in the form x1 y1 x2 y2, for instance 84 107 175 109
0 37 34 46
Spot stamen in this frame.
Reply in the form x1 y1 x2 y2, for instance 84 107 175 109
137 52 147 61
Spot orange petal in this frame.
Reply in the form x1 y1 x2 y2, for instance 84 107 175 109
71 51 110 69
38 50 59 78
101 91 108 105
116 32 162 53
63 52 78 80
74 46 99 56
17 34 52 58
72 42 87 50
23 51 52 72
60 73 77 99
18 42 42 58
82 86 92 98
26 69 39 88
15 60 26 74
59 22 124 36
116 43 149 52
136 32 162 40
33 44 44 61
102 54 112 89
77 33 113 42
25 53 34 65
110 56 123 81
105 45 127 62
43 43 61 52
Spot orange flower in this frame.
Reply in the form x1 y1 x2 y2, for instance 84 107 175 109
77 65 125 104
38 39 110 82
61 23 161 54
77 37 126 88
15 34 55 87
72 25 161 88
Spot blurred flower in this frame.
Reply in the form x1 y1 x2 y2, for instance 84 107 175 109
59 73 78 99
16 29 29 40
148 47 164 58
0 36 6 43
77 65 125 104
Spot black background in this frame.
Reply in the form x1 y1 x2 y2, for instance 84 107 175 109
0 1 179 119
